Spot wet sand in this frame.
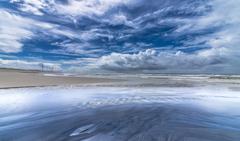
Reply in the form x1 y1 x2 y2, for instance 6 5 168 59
1 86 240 141
0 69 122 88
1 71 240 141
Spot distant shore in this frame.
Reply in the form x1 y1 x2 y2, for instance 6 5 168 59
0 68 122 89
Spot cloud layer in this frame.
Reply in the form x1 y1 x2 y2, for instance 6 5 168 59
96 48 230 72
0 58 62 71
0 0 239 73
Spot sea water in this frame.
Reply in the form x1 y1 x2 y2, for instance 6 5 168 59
0 74 240 141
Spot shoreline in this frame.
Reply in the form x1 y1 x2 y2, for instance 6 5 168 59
0 69 123 89
1 68 240 89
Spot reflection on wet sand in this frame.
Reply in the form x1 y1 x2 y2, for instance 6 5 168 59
1 103 240 141
1 74 240 141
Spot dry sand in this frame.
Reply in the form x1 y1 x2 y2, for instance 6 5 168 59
0 68 122 88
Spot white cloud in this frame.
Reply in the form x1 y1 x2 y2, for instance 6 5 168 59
173 0 240 49
117 34 132 40
137 42 153 47
19 4 44 15
0 9 69 53
10 0 134 17
56 47 237 73
0 9 34 52
0 54 18 58
0 8 104 53
15 47 237 73
0 58 62 71
8 0 227 46
4 0 240 73
10 0 48 16
95 48 233 72
63 58 97 65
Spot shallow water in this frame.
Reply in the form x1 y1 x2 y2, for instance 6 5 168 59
46 73 240 84
1 83 240 141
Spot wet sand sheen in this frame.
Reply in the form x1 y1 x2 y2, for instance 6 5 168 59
1 71 240 140
1 85 240 141
1 103 240 141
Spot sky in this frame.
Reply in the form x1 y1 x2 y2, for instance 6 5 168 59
0 0 239 73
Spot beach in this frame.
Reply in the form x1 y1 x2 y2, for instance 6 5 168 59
1 70 240 141
1 0 239 140
0 69 122 88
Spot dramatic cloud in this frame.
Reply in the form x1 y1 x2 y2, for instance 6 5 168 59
0 0 239 73
96 48 230 72
0 9 33 52
0 9 78 53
